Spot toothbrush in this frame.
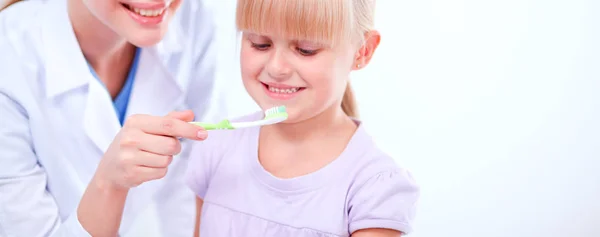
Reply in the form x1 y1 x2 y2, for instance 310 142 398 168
189 105 288 130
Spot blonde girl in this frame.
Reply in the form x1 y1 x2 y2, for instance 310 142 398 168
185 0 420 236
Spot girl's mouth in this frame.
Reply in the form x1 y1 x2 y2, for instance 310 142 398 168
261 82 306 94
261 82 306 100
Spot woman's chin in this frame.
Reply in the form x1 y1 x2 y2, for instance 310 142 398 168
127 33 165 47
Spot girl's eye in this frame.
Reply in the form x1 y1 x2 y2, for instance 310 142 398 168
251 43 270 51
297 47 318 56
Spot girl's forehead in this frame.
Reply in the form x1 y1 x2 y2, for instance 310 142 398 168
236 0 353 48
245 31 329 44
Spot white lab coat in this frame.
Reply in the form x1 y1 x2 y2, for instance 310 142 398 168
0 0 248 236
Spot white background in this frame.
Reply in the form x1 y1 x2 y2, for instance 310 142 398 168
127 0 600 236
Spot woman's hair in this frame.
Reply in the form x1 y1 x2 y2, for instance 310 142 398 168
236 0 376 118
0 0 20 11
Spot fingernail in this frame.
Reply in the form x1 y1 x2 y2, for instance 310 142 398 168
197 130 208 139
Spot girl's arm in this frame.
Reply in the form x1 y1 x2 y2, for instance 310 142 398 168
352 228 402 237
194 197 204 237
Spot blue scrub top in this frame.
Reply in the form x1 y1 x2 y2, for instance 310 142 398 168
88 47 141 125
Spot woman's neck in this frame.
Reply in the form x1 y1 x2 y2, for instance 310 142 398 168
67 0 136 98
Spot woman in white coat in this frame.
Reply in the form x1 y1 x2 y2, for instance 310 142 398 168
0 0 237 236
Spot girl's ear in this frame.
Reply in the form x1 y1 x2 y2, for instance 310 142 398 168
353 30 381 70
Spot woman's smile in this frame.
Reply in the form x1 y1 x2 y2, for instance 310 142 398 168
120 1 171 26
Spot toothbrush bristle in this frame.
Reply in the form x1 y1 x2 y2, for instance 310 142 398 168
265 105 286 115
261 105 288 124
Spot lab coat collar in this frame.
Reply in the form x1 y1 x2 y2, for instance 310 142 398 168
41 0 186 154
42 0 186 98
42 0 91 98
153 15 185 58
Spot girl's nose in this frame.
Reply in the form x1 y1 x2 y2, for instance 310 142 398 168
266 51 292 80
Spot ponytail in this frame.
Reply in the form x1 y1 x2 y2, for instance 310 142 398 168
341 82 359 118
1 0 21 11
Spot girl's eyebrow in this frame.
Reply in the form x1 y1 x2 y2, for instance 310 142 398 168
293 39 327 47
246 32 261 37
246 33 268 41
294 39 328 48
245 32 257 38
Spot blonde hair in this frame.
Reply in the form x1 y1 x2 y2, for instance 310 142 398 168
0 0 20 11
236 0 376 118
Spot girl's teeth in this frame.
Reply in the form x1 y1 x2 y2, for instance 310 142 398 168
268 86 299 94
131 7 164 17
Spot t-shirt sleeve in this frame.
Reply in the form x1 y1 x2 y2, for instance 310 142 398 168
348 168 420 235
184 131 226 199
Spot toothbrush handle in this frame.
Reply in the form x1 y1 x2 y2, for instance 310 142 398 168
189 119 234 130
190 122 219 130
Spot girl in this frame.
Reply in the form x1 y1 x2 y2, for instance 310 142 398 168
0 0 233 236
185 0 420 236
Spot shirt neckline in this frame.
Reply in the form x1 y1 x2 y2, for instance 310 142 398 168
247 116 373 193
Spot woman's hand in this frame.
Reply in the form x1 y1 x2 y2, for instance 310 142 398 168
96 110 207 190
78 110 206 237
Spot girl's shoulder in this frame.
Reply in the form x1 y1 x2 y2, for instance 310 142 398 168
343 121 412 177
349 124 418 192
342 123 420 234
348 144 419 198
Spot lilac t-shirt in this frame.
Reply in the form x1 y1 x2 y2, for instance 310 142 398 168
185 113 420 237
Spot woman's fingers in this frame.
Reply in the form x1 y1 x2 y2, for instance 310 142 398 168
166 110 195 122
137 134 182 156
136 152 173 168
104 111 207 189
126 114 207 140
130 166 169 185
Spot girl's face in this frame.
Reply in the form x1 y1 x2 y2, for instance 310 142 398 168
240 32 358 123
81 0 182 46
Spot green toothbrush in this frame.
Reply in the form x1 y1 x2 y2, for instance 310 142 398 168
189 105 288 130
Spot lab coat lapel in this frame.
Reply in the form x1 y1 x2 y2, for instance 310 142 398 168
125 47 184 118
42 0 121 154
38 1 186 234
125 16 186 117
43 0 91 97
42 0 185 157
79 46 187 155
117 33 186 232
82 81 122 153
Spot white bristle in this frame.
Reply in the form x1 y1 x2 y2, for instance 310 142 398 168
265 107 277 115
